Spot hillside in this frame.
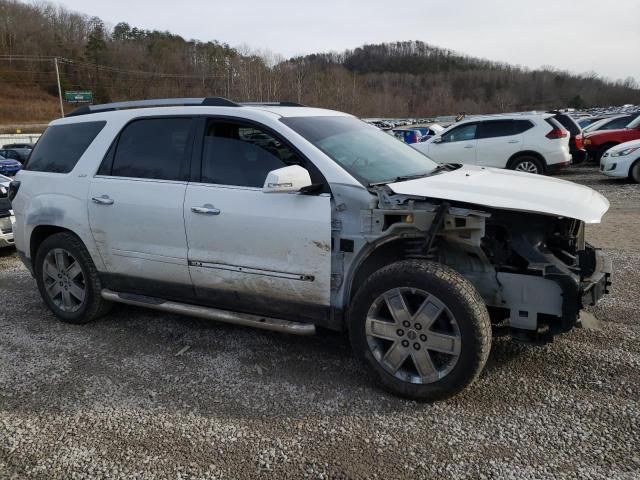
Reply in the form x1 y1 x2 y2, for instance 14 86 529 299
0 0 638 124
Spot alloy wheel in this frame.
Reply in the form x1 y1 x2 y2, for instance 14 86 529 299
365 287 462 384
514 160 539 174
42 248 86 312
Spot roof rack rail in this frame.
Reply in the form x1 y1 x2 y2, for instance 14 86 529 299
240 101 306 107
66 97 240 117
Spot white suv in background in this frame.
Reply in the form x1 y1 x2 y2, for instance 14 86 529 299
9 98 611 401
412 113 572 175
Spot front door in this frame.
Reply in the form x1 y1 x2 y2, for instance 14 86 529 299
429 122 478 164
88 117 195 288
184 118 332 322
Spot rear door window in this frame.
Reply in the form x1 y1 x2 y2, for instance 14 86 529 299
476 120 515 139
109 118 193 181
25 121 106 173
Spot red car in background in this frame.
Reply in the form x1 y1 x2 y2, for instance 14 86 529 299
584 116 640 161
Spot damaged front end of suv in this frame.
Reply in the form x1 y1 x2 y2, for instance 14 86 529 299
360 168 611 344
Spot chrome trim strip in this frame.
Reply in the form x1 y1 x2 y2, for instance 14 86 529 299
188 260 314 281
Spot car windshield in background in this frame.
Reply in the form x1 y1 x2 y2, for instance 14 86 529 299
627 116 640 129
280 116 438 185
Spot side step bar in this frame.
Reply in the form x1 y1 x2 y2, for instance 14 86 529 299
100 289 316 336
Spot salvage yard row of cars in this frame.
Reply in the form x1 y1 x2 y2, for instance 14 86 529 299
364 106 640 182
7 97 614 401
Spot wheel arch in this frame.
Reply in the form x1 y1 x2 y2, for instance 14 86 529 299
344 236 412 304
30 225 79 261
29 224 105 272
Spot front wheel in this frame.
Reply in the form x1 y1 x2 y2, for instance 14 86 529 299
630 161 640 183
510 156 544 174
349 260 492 401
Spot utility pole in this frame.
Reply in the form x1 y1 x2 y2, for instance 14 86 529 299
54 57 64 117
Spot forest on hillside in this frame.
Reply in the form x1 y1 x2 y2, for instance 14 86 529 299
0 0 639 123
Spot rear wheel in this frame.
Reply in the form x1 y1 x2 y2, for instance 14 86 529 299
35 232 111 324
510 156 544 174
349 260 492 401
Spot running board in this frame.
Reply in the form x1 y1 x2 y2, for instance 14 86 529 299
100 289 316 336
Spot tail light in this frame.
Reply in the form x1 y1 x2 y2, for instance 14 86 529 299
575 134 583 149
546 127 568 139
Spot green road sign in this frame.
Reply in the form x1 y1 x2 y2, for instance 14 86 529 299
64 91 93 103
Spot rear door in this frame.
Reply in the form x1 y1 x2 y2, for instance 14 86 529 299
88 117 195 290
475 120 524 168
183 118 332 322
427 122 478 164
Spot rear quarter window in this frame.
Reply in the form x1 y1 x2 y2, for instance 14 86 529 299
513 120 534 134
25 121 106 173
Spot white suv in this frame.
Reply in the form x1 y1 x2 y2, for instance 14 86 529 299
9 98 611 401
412 113 572 175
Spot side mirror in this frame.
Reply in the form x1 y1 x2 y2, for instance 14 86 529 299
262 165 312 194
432 136 442 144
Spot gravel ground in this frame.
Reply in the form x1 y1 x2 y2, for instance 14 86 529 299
1 165 639 479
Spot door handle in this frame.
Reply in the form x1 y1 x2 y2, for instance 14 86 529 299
507 140 519 144
463 145 474 149
191 205 221 215
92 195 114 205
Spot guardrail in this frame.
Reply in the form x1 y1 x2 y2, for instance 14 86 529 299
0 134 41 147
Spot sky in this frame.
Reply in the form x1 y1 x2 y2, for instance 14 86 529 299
59 0 640 83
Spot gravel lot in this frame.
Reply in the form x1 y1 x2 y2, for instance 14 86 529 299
1 165 639 479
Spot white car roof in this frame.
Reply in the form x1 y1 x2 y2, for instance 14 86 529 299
458 112 554 123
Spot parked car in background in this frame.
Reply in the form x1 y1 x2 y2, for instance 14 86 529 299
583 114 638 134
576 115 616 129
0 174 15 248
413 113 571 175
547 110 586 164
584 116 640 162
415 124 445 141
600 140 640 183
0 149 25 163
0 156 22 176
2 143 34 149
10 97 611 401
392 128 423 144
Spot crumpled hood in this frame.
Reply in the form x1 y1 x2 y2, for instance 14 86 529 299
388 165 609 223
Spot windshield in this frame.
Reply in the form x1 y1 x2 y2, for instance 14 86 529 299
627 116 640 129
280 116 438 185
584 116 627 133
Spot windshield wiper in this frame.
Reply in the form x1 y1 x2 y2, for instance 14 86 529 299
369 172 430 186
369 164 459 186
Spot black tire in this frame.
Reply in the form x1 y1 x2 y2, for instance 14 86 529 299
349 260 491 401
34 232 112 324
509 155 544 175
594 144 616 163
631 160 640 183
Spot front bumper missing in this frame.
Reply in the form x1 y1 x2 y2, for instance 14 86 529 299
581 251 612 307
